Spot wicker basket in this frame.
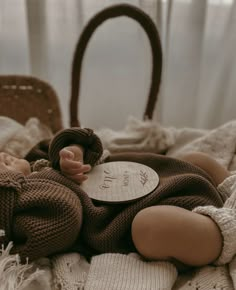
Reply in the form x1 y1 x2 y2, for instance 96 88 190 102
0 75 63 133
0 4 162 133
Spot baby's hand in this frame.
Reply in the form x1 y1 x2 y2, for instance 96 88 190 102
59 145 91 184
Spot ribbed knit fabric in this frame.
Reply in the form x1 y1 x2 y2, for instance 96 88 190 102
193 174 236 265
49 127 103 168
25 127 103 165
84 253 177 290
0 128 225 262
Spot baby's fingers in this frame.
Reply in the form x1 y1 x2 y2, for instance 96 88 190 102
71 163 91 176
60 158 83 173
80 164 92 173
60 148 74 160
63 161 91 174
67 173 89 184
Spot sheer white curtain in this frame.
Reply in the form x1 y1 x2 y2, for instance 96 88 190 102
159 0 236 129
0 0 236 129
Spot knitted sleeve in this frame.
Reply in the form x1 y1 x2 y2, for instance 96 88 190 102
193 174 236 265
48 127 103 170
0 170 26 190
0 170 26 245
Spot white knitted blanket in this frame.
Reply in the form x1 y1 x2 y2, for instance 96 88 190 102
1 116 236 289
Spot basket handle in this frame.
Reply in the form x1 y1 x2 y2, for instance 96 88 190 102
70 4 162 127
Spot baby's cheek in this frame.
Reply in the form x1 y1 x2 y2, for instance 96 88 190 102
17 160 31 176
0 162 7 171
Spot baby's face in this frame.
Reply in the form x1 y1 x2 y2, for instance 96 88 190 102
0 152 31 176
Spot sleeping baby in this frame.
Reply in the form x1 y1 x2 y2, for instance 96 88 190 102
0 127 235 272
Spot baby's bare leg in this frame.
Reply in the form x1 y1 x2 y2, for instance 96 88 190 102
131 205 222 267
178 152 230 185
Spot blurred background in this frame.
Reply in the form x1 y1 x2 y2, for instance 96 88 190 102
0 0 235 130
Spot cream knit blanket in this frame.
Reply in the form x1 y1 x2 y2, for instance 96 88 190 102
2 116 236 289
52 118 236 290
0 116 52 158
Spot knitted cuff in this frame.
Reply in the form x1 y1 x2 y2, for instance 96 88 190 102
217 174 236 202
31 159 50 172
0 170 26 245
193 205 236 265
49 128 103 169
0 170 25 191
84 253 177 290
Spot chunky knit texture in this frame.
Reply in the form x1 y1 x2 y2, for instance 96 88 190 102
0 128 224 262
0 169 84 262
0 128 103 262
194 173 236 265
76 151 224 257
85 253 177 290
